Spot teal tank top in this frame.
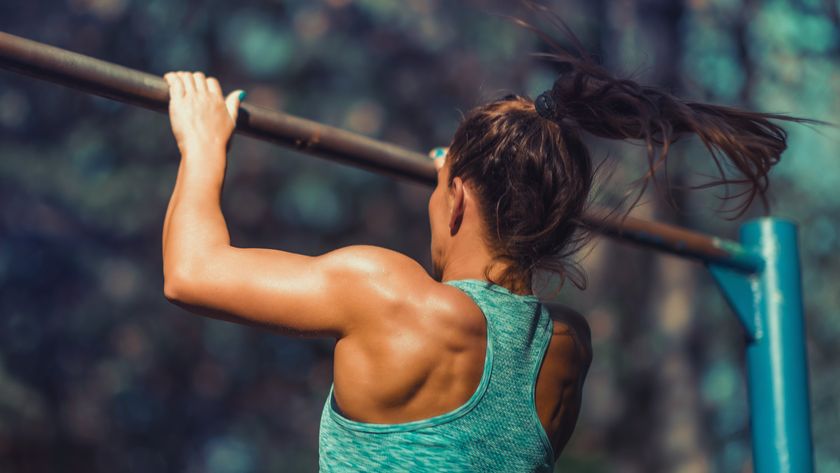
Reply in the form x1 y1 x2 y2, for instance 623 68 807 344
318 278 556 472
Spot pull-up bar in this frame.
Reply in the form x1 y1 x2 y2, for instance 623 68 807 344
0 31 760 273
0 31 813 473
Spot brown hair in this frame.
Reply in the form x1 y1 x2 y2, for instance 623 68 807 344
446 6 831 292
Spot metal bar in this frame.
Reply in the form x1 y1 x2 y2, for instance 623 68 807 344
0 31 760 273
743 218 813 472
709 218 814 472
583 210 763 273
0 31 432 185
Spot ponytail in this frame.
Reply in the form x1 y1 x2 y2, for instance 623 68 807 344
513 2 833 217
446 4 833 293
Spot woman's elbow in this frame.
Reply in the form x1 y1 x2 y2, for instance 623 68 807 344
163 268 194 303
163 278 179 302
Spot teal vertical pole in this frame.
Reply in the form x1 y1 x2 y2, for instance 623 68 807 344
709 217 814 472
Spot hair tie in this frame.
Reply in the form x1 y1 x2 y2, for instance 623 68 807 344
535 91 563 121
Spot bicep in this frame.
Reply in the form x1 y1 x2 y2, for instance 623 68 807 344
165 245 411 338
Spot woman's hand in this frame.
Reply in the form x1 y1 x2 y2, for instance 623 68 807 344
163 71 245 156
428 146 448 171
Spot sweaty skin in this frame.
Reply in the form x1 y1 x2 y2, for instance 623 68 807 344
161 71 592 459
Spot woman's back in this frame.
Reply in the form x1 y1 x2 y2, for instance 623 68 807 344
319 278 591 472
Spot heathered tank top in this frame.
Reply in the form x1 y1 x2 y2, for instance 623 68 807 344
318 278 556 472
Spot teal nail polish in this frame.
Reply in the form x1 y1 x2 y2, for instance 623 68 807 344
238 90 247 101
431 147 447 159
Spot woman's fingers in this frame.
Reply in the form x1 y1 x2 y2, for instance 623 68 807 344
164 72 185 99
206 77 223 97
177 71 195 94
224 90 244 123
192 71 207 94
429 147 448 170
165 71 227 99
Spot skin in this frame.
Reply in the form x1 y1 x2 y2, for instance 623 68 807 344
162 71 592 459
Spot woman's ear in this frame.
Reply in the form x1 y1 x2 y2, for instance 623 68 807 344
448 176 466 235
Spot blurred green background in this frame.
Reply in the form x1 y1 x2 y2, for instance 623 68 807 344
1 0 838 472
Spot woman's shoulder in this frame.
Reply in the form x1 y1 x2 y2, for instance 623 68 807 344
542 302 592 372
321 245 480 333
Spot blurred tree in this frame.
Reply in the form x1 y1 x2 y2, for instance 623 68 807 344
0 1 838 472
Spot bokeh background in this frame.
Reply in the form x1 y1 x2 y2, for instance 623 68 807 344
1 0 839 472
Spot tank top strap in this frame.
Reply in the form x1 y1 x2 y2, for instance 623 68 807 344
442 278 552 378
443 278 555 461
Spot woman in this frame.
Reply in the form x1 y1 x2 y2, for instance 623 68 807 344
160 24 818 471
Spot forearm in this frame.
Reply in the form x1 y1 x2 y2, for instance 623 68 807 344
162 144 230 279
162 157 189 257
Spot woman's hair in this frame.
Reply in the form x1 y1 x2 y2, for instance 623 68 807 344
445 5 830 292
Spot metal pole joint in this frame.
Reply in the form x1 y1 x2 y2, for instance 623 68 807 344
709 217 814 473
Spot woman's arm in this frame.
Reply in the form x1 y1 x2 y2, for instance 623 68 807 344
160 71 430 338
161 71 234 296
